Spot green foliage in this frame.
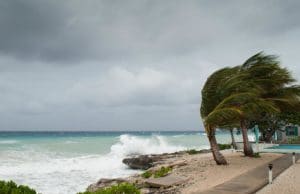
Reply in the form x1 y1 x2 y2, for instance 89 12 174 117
218 144 231 150
141 166 172 179
288 136 300 144
200 52 300 161
201 52 300 131
279 111 300 126
186 149 202 155
78 183 140 194
153 166 172 178
0 180 36 194
248 111 300 142
141 170 152 178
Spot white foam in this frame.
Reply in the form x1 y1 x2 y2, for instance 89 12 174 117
0 140 19 144
0 134 189 194
110 134 185 157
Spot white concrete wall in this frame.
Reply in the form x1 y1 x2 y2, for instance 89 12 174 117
235 142 276 151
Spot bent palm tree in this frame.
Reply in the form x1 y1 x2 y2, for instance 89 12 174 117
201 52 300 162
206 92 279 156
239 53 300 154
201 67 248 164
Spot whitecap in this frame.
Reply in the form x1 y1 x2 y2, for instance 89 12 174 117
0 140 18 144
109 134 186 157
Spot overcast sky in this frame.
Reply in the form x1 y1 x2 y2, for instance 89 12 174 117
0 0 299 131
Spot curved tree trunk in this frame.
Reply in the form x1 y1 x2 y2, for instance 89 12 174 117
240 120 254 157
207 127 228 165
230 128 237 150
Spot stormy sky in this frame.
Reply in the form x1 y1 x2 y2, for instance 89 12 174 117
0 0 300 131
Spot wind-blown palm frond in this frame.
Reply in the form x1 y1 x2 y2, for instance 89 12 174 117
200 52 300 161
241 52 279 69
201 67 239 118
205 107 241 128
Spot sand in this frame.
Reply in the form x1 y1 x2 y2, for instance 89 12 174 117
256 160 300 194
88 150 284 194
173 151 283 193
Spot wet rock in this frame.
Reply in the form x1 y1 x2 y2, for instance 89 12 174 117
123 155 154 170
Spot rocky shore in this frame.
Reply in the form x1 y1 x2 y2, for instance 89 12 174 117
86 150 283 194
87 150 210 193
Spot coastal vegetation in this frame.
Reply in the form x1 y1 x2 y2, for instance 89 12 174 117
78 183 140 194
218 143 231 150
254 111 300 142
186 149 202 155
201 52 300 164
186 144 231 155
0 180 36 194
153 166 172 178
142 166 172 178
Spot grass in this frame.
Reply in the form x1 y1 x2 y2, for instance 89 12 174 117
154 166 172 178
142 166 172 179
78 183 140 194
0 180 37 194
186 149 202 155
141 171 152 178
218 143 231 150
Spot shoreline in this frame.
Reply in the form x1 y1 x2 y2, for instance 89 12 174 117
86 150 283 194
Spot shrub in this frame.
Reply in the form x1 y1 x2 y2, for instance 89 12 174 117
186 149 201 155
153 166 172 178
218 144 231 150
0 180 36 194
141 171 152 178
78 183 140 194
141 166 172 179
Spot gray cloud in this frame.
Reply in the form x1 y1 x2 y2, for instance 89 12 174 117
0 0 300 130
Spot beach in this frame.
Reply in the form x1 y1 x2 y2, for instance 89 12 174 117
87 150 283 194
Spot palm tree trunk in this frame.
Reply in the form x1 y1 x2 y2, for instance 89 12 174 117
230 128 237 150
240 120 254 157
265 129 275 143
207 127 228 165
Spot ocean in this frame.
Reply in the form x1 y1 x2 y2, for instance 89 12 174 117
0 131 245 194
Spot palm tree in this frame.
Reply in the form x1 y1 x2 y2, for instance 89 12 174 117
201 52 300 162
229 128 237 149
201 67 247 164
238 53 300 154
205 91 279 156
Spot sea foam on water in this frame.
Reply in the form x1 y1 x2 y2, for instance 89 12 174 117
0 133 195 194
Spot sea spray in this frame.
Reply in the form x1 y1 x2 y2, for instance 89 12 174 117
110 134 185 157
0 131 237 194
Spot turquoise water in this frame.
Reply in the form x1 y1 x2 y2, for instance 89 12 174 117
268 144 300 150
0 131 241 194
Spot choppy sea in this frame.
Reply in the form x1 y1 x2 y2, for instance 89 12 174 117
0 131 248 194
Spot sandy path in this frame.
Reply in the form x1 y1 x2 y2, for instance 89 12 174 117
256 161 300 194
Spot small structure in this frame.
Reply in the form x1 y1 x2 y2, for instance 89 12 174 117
276 125 300 142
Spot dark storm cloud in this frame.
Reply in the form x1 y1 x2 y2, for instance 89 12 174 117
1 0 299 63
0 0 300 130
